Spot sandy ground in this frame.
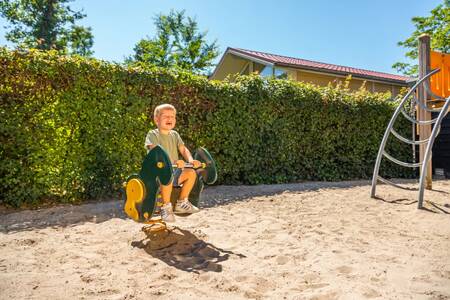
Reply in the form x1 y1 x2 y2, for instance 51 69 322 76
1 180 449 300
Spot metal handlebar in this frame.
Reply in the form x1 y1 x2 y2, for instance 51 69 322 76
155 161 206 169
172 162 206 169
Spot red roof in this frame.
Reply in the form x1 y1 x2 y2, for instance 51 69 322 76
229 47 410 84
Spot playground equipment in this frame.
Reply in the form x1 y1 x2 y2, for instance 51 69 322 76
371 34 450 208
123 145 217 232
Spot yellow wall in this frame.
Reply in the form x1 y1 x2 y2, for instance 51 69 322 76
211 54 406 96
211 54 249 80
296 70 404 96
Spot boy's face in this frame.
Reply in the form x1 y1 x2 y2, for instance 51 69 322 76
155 109 176 131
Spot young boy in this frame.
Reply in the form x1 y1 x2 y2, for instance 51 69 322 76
144 104 201 222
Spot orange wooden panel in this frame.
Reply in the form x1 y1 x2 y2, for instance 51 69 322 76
430 50 450 98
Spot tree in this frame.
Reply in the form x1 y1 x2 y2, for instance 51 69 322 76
392 0 449 76
128 10 219 74
0 0 94 56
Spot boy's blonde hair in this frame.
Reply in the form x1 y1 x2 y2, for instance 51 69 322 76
154 104 176 118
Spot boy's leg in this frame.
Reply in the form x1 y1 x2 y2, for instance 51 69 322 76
159 183 172 204
178 168 197 200
174 169 200 214
159 183 175 222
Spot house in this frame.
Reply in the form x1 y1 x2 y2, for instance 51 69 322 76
211 47 410 96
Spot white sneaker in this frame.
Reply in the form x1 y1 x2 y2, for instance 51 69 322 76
174 200 200 214
160 203 175 223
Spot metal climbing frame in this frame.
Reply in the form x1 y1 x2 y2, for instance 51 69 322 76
370 68 450 208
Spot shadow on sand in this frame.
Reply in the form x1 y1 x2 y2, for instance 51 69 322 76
373 196 450 214
2 179 449 232
131 227 246 274
0 181 372 232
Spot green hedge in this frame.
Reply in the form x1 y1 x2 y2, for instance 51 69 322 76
0 48 412 207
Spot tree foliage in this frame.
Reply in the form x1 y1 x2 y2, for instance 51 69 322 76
0 0 94 56
128 10 219 74
393 0 449 75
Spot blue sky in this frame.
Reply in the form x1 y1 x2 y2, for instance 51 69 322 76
0 0 443 74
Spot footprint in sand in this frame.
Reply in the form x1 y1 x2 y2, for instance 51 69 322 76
432 270 450 280
16 238 37 246
293 282 330 293
336 265 353 275
362 287 382 298
159 273 177 281
198 273 211 282
302 273 322 284
150 288 168 296
293 254 306 263
234 275 248 282
308 283 330 290
309 291 339 300
244 290 262 299
250 276 274 294
210 276 239 293
276 255 289 265
80 274 95 283
369 276 384 285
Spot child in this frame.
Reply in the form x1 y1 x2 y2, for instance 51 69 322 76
144 104 201 222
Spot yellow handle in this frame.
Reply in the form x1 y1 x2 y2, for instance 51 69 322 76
156 162 164 168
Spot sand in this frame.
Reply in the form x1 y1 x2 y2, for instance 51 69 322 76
1 180 449 300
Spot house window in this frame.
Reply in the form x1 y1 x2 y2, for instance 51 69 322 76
274 68 288 79
260 65 273 78
260 65 287 79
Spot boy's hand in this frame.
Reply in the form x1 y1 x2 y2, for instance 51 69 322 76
191 160 202 169
175 160 185 169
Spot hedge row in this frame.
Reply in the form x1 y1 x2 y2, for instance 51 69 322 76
0 48 412 206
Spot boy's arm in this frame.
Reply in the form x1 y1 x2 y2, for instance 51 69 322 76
178 144 193 162
144 131 156 151
178 144 201 168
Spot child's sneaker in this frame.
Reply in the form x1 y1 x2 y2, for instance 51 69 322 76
174 200 200 214
160 203 175 223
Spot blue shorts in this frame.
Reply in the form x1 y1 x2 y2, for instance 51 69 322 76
172 168 182 187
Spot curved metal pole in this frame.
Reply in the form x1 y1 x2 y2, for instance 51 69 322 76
413 94 442 113
370 69 440 198
401 108 439 125
390 128 429 145
423 76 446 101
418 96 450 208
382 151 422 168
